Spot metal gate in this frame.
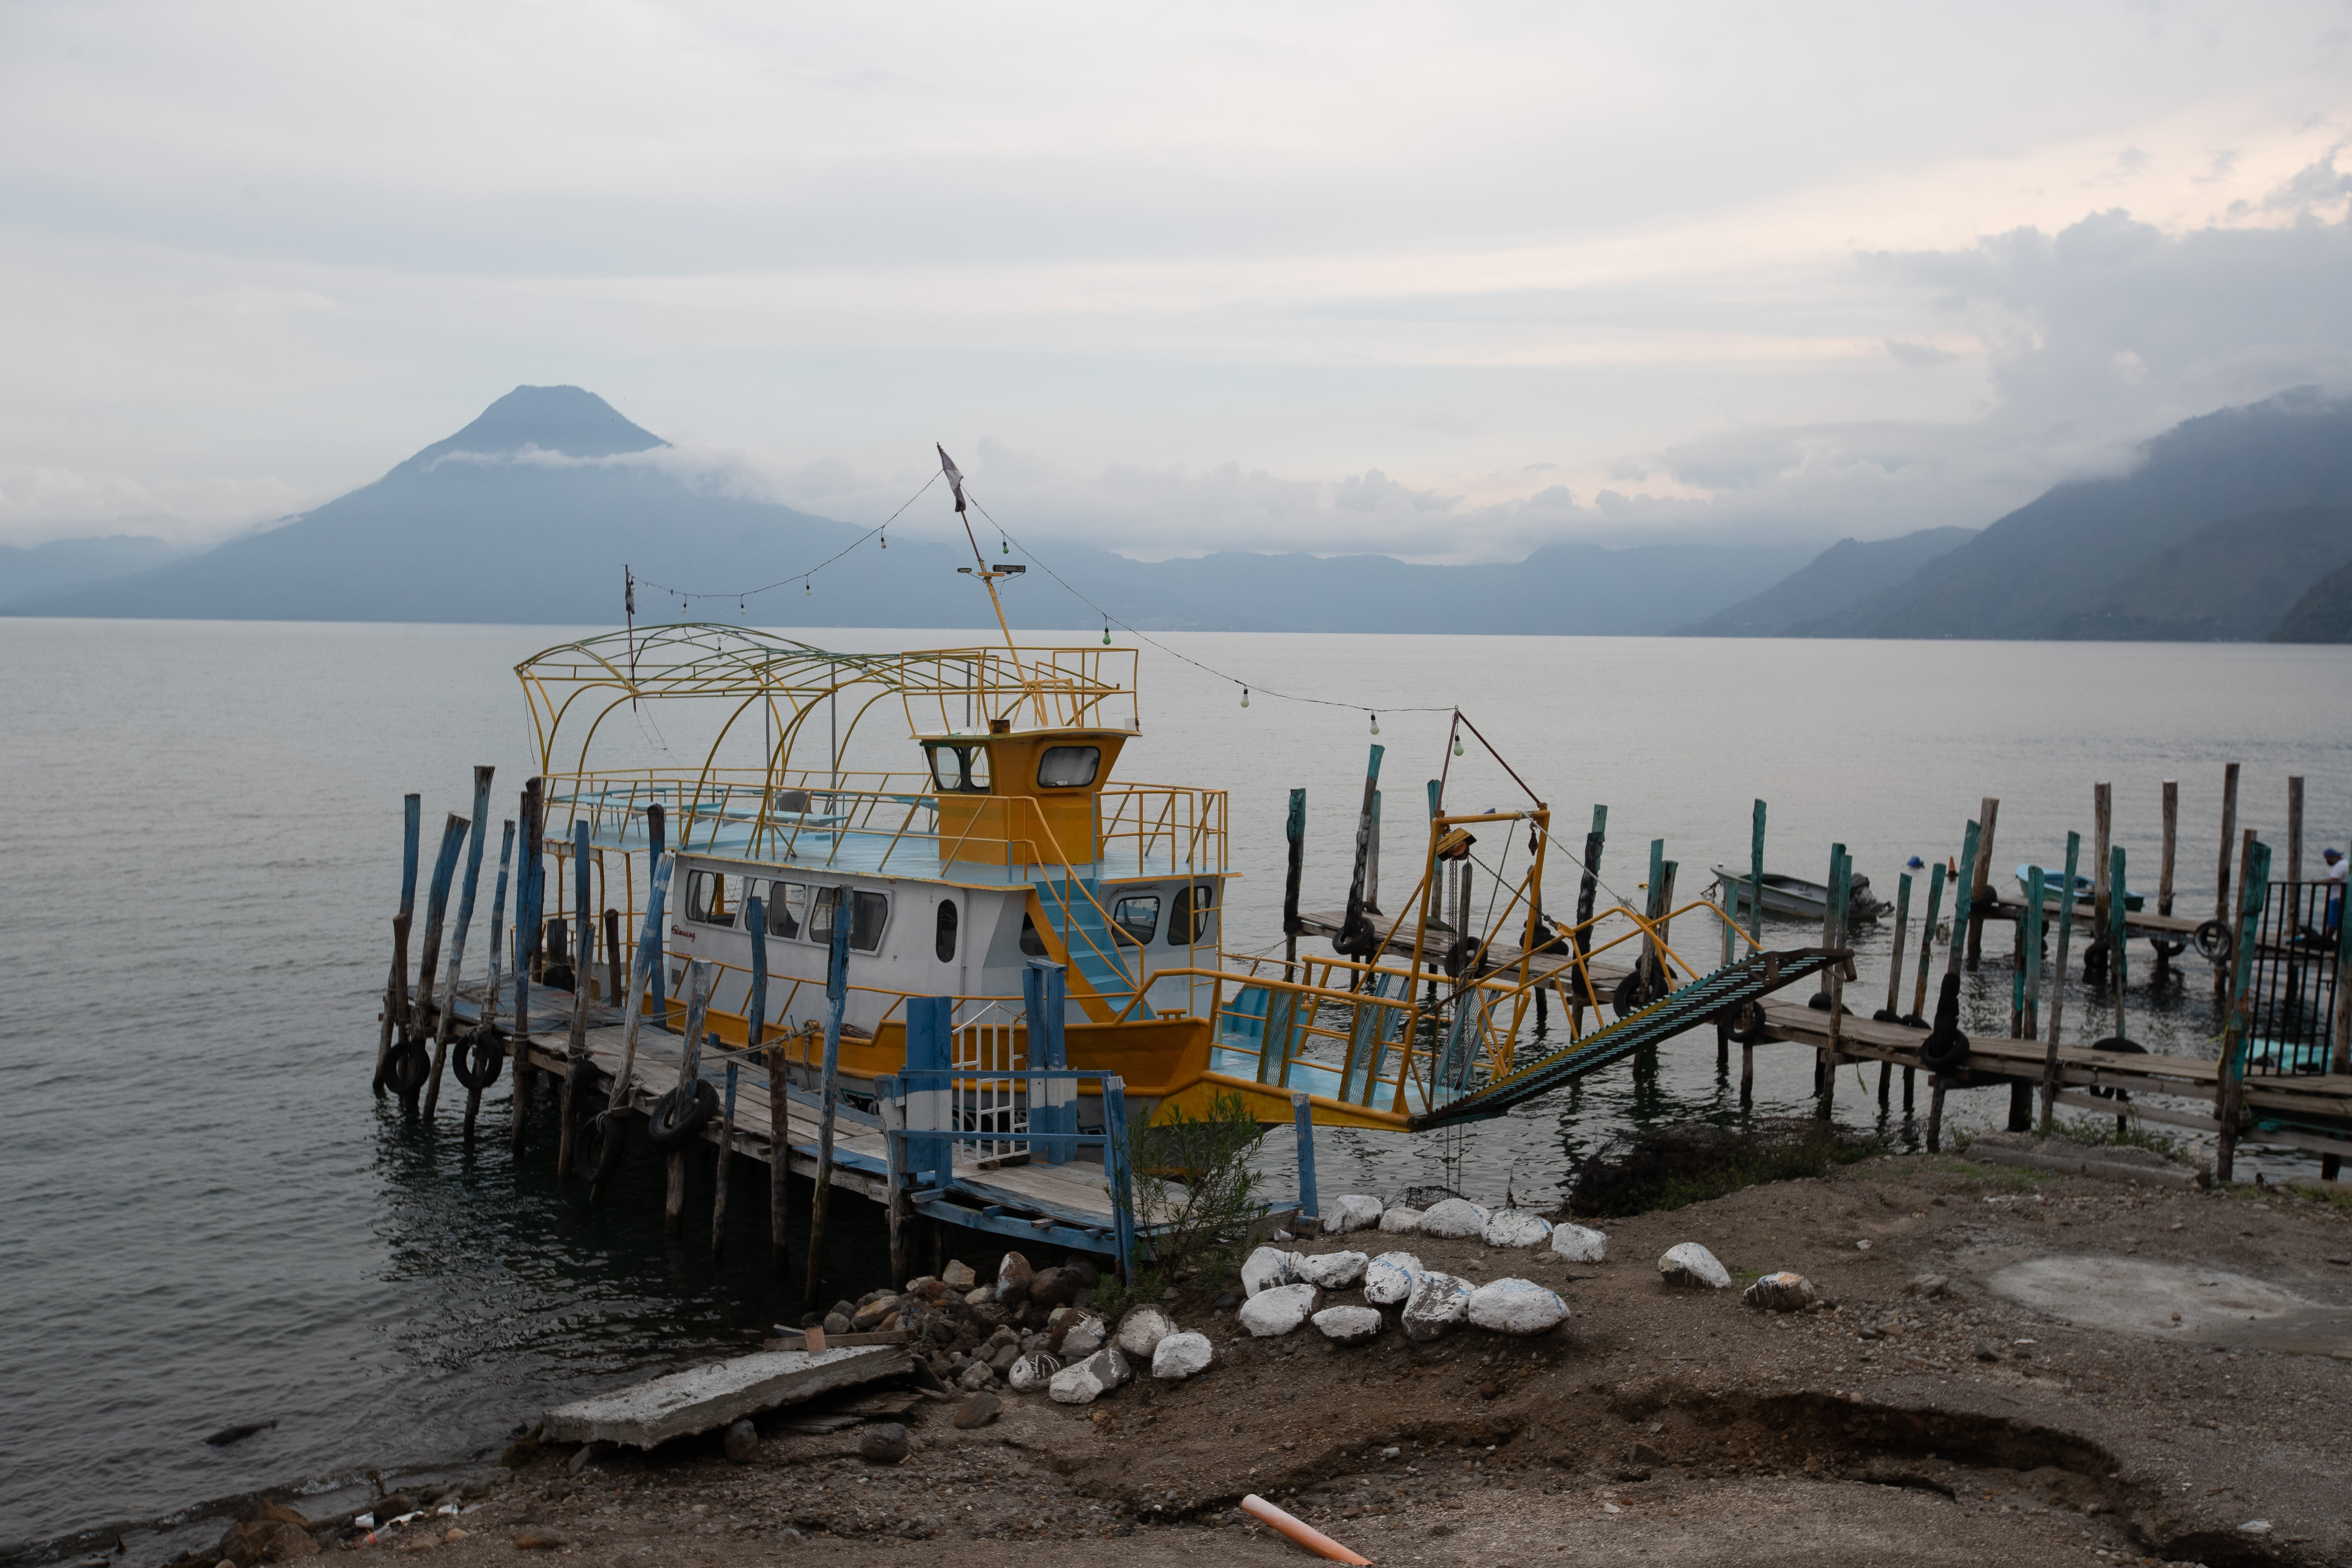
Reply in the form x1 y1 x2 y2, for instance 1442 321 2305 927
2241 880 2348 1076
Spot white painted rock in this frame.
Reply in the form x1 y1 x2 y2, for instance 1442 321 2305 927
1152 1330 1214 1380
1467 1277 1570 1335
1401 1271 1473 1341
1047 1347 1131 1404
1378 1207 1424 1235
1550 1223 1608 1263
1363 1252 1424 1306
1418 1198 1491 1238
1659 1242 1732 1289
1293 1250 1369 1289
1007 1352 1062 1393
1114 1307 1175 1359
1742 1271 1817 1313
1238 1283 1318 1337
1482 1210 1554 1249
1058 1314 1108 1357
1325 1195 1385 1234
1313 1305 1384 1346
1240 1245 1295 1298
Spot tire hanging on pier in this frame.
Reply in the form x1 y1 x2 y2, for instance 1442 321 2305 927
1918 972 1970 1074
579 1109 628 1181
451 1026 506 1091
645 1080 720 1151
1723 1000 1767 1044
383 1036 431 1100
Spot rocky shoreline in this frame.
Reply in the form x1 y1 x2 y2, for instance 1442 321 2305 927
69 1149 2352 1568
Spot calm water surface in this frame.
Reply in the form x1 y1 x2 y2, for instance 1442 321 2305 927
2 618 2346 1551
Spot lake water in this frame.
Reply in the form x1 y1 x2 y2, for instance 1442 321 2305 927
2 618 2346 1553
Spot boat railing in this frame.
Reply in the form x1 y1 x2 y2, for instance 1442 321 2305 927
894 645 1140 736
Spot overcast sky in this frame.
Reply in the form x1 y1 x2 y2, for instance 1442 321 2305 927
3 0 2349 560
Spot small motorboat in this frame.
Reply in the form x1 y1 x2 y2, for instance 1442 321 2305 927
1711 865 1886 923
2014 863 2144 913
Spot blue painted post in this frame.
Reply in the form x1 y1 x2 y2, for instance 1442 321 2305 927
426 765 497 1118
904 995 953 1188
1909 861 1946 1022
1947 821 1982 982
1882 872 1914 1019
2046 832 2083 1052
1748 800 1766 946
375 793 424 1095
1103 1074 1137 1279
1281 788 1307 976
1291 1090 1317 1225
1818 845 1849 1116
646 803 667 1018
1023 961 1073 1164
556 818 598 1176
804 897 852 1298
412 813 468 1044
510 778 545 1158
1572 805 1608 1019
663 962 714 1229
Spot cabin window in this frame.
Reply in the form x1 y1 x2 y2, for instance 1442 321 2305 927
759 880 804 940
809 887 889 952
1169 880 1216 944
1112 894 1161 946
927 744 991 793
1019 912 1048 957
774 789 812 815
935 900 958 962
685 870 734 926
1036 745 1100 789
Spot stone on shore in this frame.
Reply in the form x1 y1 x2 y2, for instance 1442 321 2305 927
1029 1266 1084 1309
1238 1283 1318 1336
953 1393 1001 1429
1152 1331 1214 1380
1743 1271 1817 1312
858 1423 911 1463
1058 1313 1107 1357
1293 1250 1369 1289
1114 1306 1176 1359
956 1362 996 1391
722 1418 758 1463
1467 1278 1569 1335
1006 1352 1061 1392
218 1504 316 1567
1325 1195 1385 1234
544 1344 911 1449
941 1260 978 1290
995 1251 1034 1305
1402 1271 1472 1340
1659 1242 1732 1289
513 1529 570 1551
1048 1348 1132 1404
1482 1210 1554 1249
1378 1206 1424 1234
1240 1244 1294 1297
1550 1223 1609 1262
1363 1252 1424 1305
1312 1305 1384 1346
1418 1198 1491 1238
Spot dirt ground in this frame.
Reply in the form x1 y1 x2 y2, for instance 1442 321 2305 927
175 1152 2352 1567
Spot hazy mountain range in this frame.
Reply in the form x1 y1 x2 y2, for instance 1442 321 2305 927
9 385 2352 641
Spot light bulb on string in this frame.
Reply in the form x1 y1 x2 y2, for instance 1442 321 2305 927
1000 536 1009 556
1102 624 1112 646
880 530 888 549
1240 686 1250 708
1369 712 1380 735
1453 732 1465 757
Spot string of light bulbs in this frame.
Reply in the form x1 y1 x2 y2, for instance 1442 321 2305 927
628 472 943 613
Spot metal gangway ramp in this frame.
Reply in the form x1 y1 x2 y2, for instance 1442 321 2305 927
1411 946 1851 1129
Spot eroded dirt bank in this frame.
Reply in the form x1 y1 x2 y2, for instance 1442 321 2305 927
157 1152 2352 1567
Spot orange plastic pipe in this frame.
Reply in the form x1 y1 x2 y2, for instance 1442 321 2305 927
1240 1494 1372 1565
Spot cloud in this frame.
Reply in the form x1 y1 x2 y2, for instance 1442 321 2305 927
1885 338 1961 367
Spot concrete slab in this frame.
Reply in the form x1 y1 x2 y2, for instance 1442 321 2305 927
543 1344 913 1449
1988 1256 2352 1356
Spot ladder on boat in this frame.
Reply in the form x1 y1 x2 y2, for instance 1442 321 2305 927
1034 876 1136 1009
1411 946 1849 1129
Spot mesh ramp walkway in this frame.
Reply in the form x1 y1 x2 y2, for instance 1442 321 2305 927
1412 945 1850 1129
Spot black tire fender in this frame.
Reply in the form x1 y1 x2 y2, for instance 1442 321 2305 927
646 1080 720 1151
383 1036 430 1099
451 1026 506 1091
2192 919 2233 963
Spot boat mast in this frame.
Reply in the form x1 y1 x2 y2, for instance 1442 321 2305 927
938 446 1048 728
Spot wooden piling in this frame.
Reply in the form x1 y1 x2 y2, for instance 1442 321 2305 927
711 1063 739 1257
412 813 469 1054
2159 780 2178 919
2046 832 2082 1060
1282 788 1306 978
592 851 671 1206
603 906 623 1004
1748 799 1766 948
669 961 713 1234
375 794 422 1096
2288 775 2305 891
466 819 518 1136
2214 839 2272 1183
769 1038 792 1270
1909 861 1946 1023
1966 798 1998 968
426 766 496 1119
646 803 667 1017
804 901 852 1300
510 778 544 1157
2088 783 2113 979
1817 845 1849 1120
727 891 769 1258
1949 821 1981 983
556 820 596 1180
1882 871 1913 1019
2214 763 2239 995
1926 1077 1946 1152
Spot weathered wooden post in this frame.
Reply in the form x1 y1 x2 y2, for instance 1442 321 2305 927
768 999 793 1273
1880 872 1914 1022
1103 1074 1138 1278
1908 861 1946 1024
2107 845 2130 1031
376 793 423 1095
723 891 769 1258
1023 962 1074 1164
1572 805 1608 1031
2214 841 2271 1183
879 1071 907 1286
2288 776 2305 892
1747 800 1766 947
2045 832 2082 1059
465 819 518 1136
426 766 496 1118
2214 763 2240 996
1966 798 1999 969
411 813 469 1054
2023 867 2046 1118
1818 847 1848 1119
510 779 544 1156
900 995 955 1280
2159 778 2179 919
646 803 668 1019
668 961 713 1232
1926 1077 1947 1152
556 820 596 1179
1949 821 1981 983
1282 788 1306 979
711 1063 739 1256
603 906 623 1004
593 851 672 1205
803 894 852 1299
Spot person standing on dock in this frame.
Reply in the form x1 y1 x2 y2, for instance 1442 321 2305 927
2323 848 2346 936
